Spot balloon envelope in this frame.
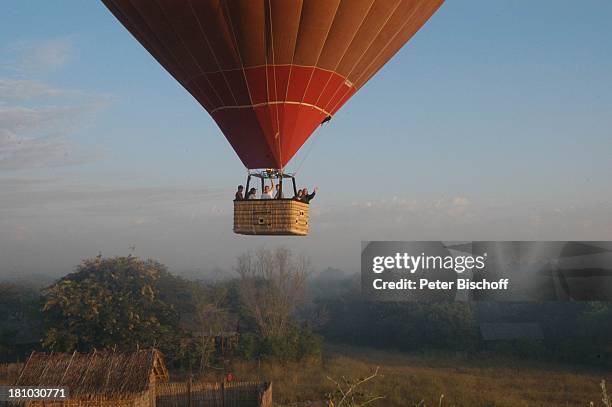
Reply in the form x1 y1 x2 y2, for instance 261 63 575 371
102 0 444 169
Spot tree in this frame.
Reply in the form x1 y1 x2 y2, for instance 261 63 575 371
41 256 180 355
151 272 233 369
235 247 321 361
189 281 233 372
236 247 309 339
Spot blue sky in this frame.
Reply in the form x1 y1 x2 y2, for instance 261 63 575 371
1 1 612 277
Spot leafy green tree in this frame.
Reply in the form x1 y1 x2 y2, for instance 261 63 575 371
42 256 181 356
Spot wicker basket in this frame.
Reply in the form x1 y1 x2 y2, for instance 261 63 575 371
234 199 309 236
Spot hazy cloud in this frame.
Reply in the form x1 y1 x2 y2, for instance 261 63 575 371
1 105 92 134
0 177 227 217
0 103 106 170
315 197 612 241
0 133 93 170
0 51 112 171
8 38 73 73
316 196 474 224
0 79 74 102
2 182 611 277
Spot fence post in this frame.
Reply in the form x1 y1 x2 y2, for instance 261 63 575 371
221 381 225 407
187 375 192 407
258 358 261 381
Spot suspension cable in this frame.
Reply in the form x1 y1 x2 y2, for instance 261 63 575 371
292 121 329 174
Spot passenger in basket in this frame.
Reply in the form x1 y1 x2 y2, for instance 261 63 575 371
275 184 285 199
301 187 318 204
261 180 275 199
234 185 244 201
246 187 257 200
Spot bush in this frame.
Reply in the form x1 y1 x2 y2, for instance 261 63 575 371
236 325 322 363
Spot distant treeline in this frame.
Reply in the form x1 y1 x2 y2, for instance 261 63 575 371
312 270 612 367
1 251 611 369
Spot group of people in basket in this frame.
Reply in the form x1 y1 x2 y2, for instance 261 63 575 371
234 180 317 203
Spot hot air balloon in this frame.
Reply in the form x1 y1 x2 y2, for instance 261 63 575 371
101 0 444 235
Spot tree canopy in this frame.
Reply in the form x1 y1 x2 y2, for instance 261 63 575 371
42 256 180 354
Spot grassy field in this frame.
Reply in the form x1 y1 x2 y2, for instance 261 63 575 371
2 346 608 406
204 344 611 407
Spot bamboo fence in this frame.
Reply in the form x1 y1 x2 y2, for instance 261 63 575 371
156 380 272 407
13 390 154 407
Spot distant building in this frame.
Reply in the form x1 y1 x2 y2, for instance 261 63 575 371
15 349 168 406
179 314 240 355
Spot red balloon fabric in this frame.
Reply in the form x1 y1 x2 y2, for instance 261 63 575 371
102 0 444 169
